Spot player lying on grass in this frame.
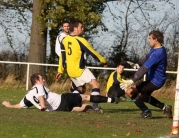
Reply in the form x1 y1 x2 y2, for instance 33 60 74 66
2 73 119 112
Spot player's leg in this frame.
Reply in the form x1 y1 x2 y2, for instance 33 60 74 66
80 94 119 104
108 85 125 98
126 82 152 118
139 82 172 118
69 81 86 94
71 68 100 110
88 79 100 109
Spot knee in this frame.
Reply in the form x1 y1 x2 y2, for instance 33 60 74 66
126 87 137 97
139 94 149 102
91 81 100 88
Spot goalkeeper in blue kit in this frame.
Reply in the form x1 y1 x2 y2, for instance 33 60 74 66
120 30 172 119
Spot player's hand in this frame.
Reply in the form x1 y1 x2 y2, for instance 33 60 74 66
127 61 140 69
55 73 61 81
120 79 134 91
103 63 108 68
2 101 11 107
40 107 46 111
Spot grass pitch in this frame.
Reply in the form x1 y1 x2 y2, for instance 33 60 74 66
0 89 175 138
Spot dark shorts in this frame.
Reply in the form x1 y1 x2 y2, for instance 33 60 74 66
136 80 161 95
56 93 82 112
107 85 125 98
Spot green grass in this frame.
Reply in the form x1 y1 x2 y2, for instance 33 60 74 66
0 89 175 138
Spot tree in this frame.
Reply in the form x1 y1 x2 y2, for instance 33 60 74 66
98 0 176 66
27 0 47 81
0 0 32 57
39 0 107 64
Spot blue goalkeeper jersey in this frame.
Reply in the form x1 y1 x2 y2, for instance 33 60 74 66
144 47 167 87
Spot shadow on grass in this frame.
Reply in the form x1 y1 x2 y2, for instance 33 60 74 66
103 108 170 119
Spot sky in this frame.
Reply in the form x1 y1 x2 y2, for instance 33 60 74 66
0 0 179 57
90 0 179 56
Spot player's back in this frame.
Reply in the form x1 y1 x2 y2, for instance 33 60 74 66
62 35 86 77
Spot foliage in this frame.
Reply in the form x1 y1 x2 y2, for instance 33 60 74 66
0 50 27 80
39 0 107 33
38 0 108 64
101 0 178 69
0 0 32 52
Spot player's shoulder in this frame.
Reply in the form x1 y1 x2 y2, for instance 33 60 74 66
75 36 86 41
154 46 166 55
58 33 67 38
31 84 44 91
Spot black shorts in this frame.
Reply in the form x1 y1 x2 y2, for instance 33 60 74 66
56 93 82 112
136 80 161 95
107 85 125 98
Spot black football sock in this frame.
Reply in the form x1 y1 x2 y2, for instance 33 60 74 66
147 96 165 110
131 94 149 112
90 95 108 103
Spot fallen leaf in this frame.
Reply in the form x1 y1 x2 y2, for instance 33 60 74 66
135 130 141 133
126 132 130 136
96 124 101 128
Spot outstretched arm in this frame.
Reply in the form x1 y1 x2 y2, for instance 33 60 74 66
71 104 89 112
2 101 21 109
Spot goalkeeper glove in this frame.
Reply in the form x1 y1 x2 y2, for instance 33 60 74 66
127 61 140 69
120 79 134 91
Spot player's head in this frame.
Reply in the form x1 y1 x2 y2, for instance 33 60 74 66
62 21 70 34
149 30 164 47
116 63 125 74
30 73 45 86
69 19 84 35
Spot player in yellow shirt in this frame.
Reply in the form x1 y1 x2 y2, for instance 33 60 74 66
56 19 107 110
106 63 126 99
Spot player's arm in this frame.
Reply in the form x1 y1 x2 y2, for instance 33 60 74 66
77 37 107 65
55 35 61 57
132 52 160 82
71 104 89 112
38 96 46 111
137 54 149 66
2 101 21 109
132 65 148 82
56 47 65 81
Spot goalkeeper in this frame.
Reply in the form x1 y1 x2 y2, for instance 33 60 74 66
120 30 172 119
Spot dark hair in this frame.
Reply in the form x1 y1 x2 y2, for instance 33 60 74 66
69 19 83 32
30 73 42 86
149 30 164 45
62 21 70 26
116 62 125 67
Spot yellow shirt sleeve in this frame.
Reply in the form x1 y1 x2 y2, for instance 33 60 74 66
75 36 107 64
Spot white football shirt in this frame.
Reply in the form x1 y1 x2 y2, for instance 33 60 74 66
19 84 61 111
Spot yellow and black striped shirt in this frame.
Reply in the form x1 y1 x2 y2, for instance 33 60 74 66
106 71 124 93
58 35 107 78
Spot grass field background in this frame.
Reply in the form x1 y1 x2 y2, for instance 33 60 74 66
0 88 175 138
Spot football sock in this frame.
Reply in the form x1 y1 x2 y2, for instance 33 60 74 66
72 89 82 94
91 88 100 95
69 82 77 92
147 96 164 110
131 94 148 112
90 95 108 103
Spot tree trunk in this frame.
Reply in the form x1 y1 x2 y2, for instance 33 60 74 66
27 0 47 87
